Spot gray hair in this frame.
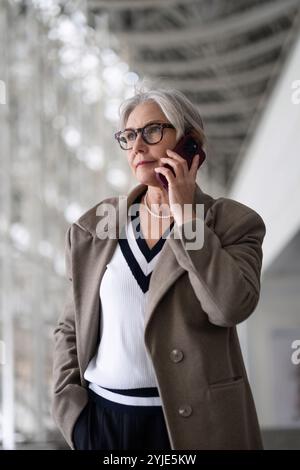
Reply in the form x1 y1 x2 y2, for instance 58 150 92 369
117 85 206 147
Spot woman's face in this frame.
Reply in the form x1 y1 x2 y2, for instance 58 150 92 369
124 101 177 186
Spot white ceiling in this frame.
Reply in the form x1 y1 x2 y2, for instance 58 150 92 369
87 0 300 190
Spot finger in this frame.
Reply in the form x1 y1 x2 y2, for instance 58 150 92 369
154 166 175 184
160 157 184 177
190 154 199 177
163 154 187 175
166 149 189 168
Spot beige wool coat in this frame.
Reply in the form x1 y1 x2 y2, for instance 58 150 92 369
52 182 266 450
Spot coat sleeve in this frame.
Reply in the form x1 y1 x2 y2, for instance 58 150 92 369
168 201 266 327
51 224 89 449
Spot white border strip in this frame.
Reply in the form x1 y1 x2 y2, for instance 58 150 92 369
89 382 163 407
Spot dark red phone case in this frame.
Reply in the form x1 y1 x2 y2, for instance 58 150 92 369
156 133 206 190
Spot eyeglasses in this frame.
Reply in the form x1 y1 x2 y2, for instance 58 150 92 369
114 122 175 150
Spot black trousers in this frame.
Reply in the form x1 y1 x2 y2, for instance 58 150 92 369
73 388 172 450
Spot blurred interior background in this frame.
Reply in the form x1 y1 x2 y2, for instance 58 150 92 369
0 0 300 450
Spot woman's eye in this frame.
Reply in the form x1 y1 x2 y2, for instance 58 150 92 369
126 132 135 141
146 125 160 135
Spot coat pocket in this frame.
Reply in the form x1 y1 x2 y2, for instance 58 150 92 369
209 376 244 390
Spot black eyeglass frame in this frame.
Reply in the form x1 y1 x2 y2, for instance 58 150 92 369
114 122 176 150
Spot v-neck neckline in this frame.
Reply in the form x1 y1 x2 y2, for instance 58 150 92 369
129 192 175 261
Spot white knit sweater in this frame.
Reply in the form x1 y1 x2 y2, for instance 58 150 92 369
84 196 174 406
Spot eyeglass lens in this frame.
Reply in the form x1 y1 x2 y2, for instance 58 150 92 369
119 123 163 149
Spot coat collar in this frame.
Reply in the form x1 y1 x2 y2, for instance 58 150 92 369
76 182 213 238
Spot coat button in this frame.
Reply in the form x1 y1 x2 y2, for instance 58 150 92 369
170 349 184 363
178 405 192 417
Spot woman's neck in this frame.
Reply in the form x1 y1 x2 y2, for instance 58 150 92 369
145 186 169 207
142 191 173 221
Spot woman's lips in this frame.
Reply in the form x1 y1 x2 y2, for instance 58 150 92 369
136 161 155 168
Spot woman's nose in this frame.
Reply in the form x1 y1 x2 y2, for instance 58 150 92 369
132 132 147 153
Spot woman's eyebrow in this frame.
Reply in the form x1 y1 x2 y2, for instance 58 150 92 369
144 120 164 125
125 120 164 129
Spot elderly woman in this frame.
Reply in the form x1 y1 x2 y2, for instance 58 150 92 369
52 88 266 450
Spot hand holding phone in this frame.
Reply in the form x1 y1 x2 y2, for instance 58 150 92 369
155 133 206 191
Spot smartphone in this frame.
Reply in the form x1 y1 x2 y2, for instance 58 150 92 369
155 133 206 190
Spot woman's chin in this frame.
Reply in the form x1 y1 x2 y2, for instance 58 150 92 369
136 173 163 188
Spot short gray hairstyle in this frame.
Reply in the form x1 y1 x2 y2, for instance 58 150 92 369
117 85 206 147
